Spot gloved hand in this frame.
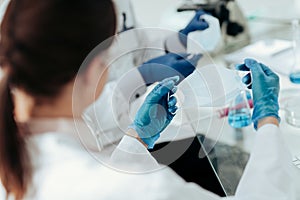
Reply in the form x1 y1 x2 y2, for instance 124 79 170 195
180 10 209 36
236 58 280 130
179 10 209 46
129 76 179 149
138 53 201 86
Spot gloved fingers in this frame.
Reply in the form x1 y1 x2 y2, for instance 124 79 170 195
176 60 194 74
177 55 195 66
237 58 259 71
168 96 177 107
169 86 178 96
195 10 206 19
244 58 259 70
187 54 202 66
155 79 176 96
159 76 180 86
244 58 265 78
149 76 179 102
167 105 178 121
176 53 201 65
195 20 209 30
259 63 278 77
168 105 178 114
246 91 252 99
235 63 250 72
242 73 252 85
172 52 190 59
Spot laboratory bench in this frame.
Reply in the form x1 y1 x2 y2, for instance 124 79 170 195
129 0 300 196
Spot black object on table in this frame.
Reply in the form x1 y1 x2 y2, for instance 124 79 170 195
150 136 226 197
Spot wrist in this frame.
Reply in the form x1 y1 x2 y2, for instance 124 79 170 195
257 117 280 129
178 30 188 47
252 97 280 130
126 128 148 148
179 29 188 36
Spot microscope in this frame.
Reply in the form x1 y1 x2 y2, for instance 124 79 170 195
178 0 251 53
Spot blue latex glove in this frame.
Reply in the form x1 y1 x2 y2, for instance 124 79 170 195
138 53 202 86
129 76 179 149
179 10 209 46
236 59 280 130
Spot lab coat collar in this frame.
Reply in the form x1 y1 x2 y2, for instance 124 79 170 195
26 118 114 152
25 118 98 168
25 118 85 136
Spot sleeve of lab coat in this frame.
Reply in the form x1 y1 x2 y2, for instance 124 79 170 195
110 135 224 200
83 68 147 134
109 135 160 172
234 124 297 200
111 124 297 200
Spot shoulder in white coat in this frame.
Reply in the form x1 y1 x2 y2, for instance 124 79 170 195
24 132 221 200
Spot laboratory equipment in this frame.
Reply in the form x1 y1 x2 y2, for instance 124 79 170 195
289 19 300 83
284 96 300 127
226 65 252 129
228 90 252 128
177 0 245 37
221 99 253 118
180 99 253 123
177 0 250 53
114 0 137 33
179 10 209 47
236 59 280 130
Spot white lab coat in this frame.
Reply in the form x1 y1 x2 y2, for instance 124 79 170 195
0 1 298 199
0 118 297 200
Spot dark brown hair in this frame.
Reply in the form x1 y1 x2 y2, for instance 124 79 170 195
0 0 116 199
